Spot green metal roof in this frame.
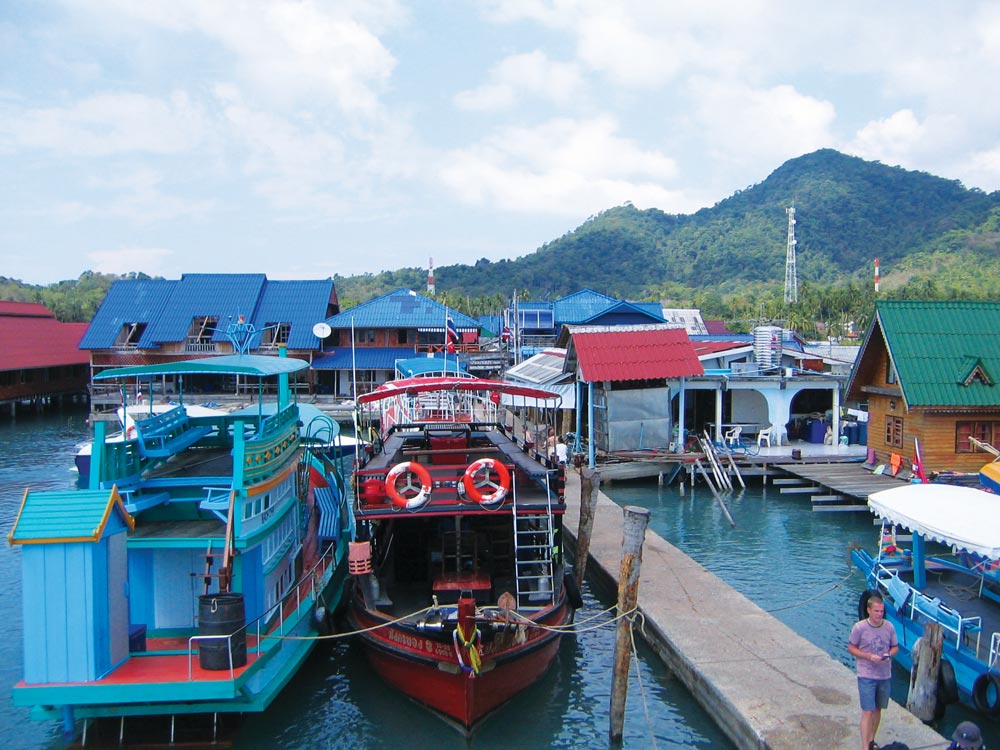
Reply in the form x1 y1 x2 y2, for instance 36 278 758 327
8 488 133 545
876 300 1000 407
93 354 309 380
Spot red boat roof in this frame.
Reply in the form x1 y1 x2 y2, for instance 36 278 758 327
357 376 559 404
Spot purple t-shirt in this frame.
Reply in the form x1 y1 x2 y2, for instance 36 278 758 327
850 618 897 680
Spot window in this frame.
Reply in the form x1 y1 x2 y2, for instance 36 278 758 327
885 355 897 385
114 322 147 349
956 421 1000 453
885 416 903 448
354 328 376 344
186 317 218 352
261 323 291 347
397 328 410 345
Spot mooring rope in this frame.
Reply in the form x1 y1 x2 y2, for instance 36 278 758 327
765 569 856 613
627 610 659 750
263 604 437 641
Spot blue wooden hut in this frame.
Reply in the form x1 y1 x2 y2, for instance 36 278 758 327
8 487 135 684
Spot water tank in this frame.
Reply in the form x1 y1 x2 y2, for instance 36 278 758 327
753 326 783 370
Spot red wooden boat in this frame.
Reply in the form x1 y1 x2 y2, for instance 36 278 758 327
345 374 581 732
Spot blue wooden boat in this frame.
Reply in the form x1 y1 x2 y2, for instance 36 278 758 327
8 350 353 742
852 483 1000 717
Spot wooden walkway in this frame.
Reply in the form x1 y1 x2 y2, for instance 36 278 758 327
773 462 909 511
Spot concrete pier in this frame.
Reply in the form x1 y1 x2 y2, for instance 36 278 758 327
562 470 947 750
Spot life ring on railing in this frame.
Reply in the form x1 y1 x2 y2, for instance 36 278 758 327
385 462 432 510
462 459 511 506
972 672 1000 715
125 424 137 439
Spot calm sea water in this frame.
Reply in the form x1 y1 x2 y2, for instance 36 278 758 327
0 409 733 750
601 477 1000 749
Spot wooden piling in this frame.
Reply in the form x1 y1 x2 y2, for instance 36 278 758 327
575 467 601 588
609 505 651 746
906 623 943 721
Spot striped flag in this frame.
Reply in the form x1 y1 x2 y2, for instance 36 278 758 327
446 313 459 353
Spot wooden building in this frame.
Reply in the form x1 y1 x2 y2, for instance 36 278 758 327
846 300 1000 475
0 302 89 414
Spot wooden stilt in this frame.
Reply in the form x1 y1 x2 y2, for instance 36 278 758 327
906 623 943 721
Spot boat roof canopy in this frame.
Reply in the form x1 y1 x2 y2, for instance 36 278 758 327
868 483 1000 558
357 376 560 405
94 354 309 380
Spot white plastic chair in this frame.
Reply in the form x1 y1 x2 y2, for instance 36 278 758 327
757 426 773 448
724 425 742 447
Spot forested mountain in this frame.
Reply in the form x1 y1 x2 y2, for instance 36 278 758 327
5 150 1000 336
336 149 1000 307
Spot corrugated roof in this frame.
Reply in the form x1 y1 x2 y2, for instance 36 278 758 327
579 300 665 325
324 289 479 331
80 275 332 351
0 306 89 370
506 348 568 385
312 347 415 370
553 289 618 324
568 325 704 382
251 279 334 349
8 487 134 545
876 300 1000 407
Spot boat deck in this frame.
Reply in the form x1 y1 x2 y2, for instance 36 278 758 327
145 446 234 480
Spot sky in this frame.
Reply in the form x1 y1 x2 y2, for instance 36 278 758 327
4 2 1000 287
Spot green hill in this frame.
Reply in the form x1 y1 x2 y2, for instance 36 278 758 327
336 149 1000 307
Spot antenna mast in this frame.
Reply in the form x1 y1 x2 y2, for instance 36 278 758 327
784 206 798 304
427 257 436 295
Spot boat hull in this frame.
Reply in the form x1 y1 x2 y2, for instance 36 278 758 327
348 598 571 731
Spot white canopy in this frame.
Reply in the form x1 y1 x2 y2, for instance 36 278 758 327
868 483 1000 558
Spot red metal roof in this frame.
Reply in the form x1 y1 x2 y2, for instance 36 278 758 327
691 340 747 356
571 326 704 382
0 307 89 370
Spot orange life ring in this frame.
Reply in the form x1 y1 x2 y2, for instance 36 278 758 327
462 459 511 506
125 424 137 439
385 461 432 510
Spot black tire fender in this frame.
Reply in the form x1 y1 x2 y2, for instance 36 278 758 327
937 659 959 705
563 569 584 610
972 672 1000 715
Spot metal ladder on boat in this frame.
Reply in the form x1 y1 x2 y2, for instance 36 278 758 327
512 472 556 610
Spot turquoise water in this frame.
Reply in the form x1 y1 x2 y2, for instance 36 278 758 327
0 409 733 750
601 477 1000 748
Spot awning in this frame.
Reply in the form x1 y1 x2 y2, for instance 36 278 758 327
94 354 308 379
357 376 560 405
867 483 1000 558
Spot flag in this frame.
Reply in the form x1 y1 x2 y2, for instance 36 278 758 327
501 326 512 343
446 313 459 353
913 437 928 484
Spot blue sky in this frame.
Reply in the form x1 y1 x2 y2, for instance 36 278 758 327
4 2 1000 286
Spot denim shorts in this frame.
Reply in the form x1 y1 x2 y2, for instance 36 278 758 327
858 676 891 711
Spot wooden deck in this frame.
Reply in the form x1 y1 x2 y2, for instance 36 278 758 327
773 462 913 511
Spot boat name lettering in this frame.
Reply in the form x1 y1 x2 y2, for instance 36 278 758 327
386 629 451 657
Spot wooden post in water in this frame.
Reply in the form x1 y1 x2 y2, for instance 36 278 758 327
906 623 943 721
575 467 601 589
609 506 651 746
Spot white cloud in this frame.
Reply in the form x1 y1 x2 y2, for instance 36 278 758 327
849 110 926 165
689 80 836 170
439 116 688 215
71 0 400 115
88 245 173 277
454 51 585 111
0 91 206 157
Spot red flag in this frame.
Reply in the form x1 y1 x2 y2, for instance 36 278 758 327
913 438 928 483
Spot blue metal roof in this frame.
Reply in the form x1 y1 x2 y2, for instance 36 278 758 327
395 356 467 377
581 300 665 325
312 347 415 370
80 274 333 351
554 289 618 324
252 279 334 349
79 279 177 349
324 289 479 331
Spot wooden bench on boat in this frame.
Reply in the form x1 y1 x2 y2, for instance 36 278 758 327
135 406 214 458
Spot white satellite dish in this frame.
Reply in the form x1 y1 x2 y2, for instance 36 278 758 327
312 322 332 338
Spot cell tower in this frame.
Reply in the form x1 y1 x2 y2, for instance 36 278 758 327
784 206 798 304
427 256 435 295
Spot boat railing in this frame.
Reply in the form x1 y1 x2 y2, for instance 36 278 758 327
184 540 339 681
990 632 1000 671
909 589 982 656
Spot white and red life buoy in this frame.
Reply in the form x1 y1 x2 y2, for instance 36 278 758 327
385 461 433 510
462 458 511 506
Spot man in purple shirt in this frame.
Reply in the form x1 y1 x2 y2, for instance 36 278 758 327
848 592 899 750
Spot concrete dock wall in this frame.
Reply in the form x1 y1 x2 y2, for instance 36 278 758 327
562 470 947 750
